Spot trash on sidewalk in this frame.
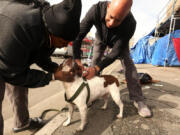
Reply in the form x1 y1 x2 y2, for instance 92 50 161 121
137 73 153 84
121 72 160 85
152 84 163 87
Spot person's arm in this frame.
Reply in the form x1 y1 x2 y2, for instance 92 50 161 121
6 67 75 88
6 69 52 88
83 38 128 80
73 4 96 59
35 48 59 73
36 57 58 73
97 39 128 71
0 17 69 88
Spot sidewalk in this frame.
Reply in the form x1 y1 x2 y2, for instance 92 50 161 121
35 60 180 135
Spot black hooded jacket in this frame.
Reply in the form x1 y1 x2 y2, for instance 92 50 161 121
0 0 58 88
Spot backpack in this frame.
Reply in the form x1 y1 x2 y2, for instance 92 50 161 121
137 73 152 84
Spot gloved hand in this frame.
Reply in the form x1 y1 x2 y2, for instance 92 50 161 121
54 70 74 82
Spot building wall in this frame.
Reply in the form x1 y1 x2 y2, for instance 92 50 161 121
166 0 180 18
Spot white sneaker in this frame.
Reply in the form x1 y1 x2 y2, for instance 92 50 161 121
134 101 152 118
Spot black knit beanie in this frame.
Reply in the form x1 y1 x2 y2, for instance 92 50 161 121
43 0 82 41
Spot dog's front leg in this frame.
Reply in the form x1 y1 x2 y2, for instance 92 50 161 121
63 103 74 126
77 105 87 131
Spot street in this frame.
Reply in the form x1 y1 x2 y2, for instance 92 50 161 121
3 57 180 135
52 60 180 135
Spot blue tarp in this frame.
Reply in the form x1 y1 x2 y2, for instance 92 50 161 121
130 29 180 66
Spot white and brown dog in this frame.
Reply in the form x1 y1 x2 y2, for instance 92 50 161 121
61 58 123 131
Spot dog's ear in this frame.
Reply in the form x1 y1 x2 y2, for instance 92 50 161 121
58 63 63 70
73 62 78 69
69 68 75 76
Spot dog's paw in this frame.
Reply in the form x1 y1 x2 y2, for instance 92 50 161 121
73 129 82 134
76 122 87 132
101 105 107 110
116 114 123 119
101 106 106 110
63 119 70 127
76 126 84 132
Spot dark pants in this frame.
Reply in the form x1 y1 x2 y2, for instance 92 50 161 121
92 35 144 102
0 80 29 134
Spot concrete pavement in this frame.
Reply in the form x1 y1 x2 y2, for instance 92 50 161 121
3 57 65 135
3 58 180 135
48 60 180 135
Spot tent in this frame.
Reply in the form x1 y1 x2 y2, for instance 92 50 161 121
130 29 180 66
130 29 156 64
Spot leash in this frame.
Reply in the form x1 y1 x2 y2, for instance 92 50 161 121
64 78 90 104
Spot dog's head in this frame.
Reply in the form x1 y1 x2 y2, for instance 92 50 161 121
60 58 83 77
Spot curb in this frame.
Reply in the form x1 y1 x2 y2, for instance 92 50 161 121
35 113 66 135
4 89 66 135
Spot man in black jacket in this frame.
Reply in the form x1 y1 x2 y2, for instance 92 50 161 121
0 0 81 134
73 0 151 118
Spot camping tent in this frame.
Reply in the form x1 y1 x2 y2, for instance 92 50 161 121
130 29 180 66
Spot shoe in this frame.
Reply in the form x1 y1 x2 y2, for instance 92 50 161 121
134 101 152 118
12 117 45 133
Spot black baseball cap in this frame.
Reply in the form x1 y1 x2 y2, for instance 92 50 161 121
43 0 82 41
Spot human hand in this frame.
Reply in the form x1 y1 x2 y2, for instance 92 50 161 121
83 66 100 80
54 70 74 82
83 67 95 80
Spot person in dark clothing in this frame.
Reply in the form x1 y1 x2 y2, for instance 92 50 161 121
0 0 81 134
73 0 151 118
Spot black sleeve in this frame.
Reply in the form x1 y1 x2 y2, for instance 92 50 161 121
0 16 53 88
6 69 53 88
97 39 129 71
36 57 58 73
73 5 96 59
35 48 59 73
